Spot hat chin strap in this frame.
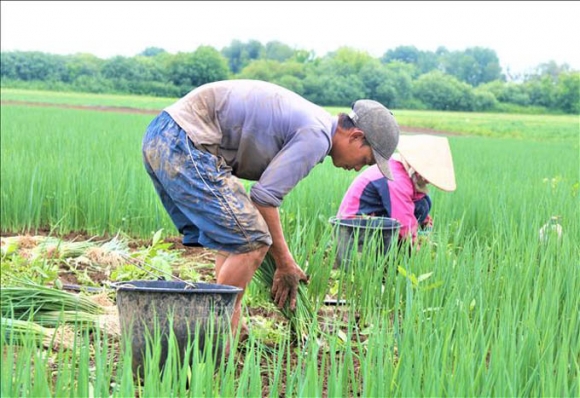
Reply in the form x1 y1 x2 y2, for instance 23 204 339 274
400 157 430 194
411 173 430 194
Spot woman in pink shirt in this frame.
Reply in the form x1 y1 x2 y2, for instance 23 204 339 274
337 134 456 246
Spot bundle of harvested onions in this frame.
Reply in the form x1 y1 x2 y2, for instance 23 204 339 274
253 254 316 341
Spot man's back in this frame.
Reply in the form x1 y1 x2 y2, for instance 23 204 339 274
165 79 337 206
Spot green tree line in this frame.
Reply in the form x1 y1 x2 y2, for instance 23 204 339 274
1 40 578 114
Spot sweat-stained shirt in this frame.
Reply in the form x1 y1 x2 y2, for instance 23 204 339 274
164 80 337 208
337 159 426 241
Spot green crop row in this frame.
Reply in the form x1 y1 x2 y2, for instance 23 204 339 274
1 99 579 396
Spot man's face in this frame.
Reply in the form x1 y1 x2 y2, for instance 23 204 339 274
330 130 375 172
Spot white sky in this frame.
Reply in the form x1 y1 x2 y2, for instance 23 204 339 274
1 1 579 75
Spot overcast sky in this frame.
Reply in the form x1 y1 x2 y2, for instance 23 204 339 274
2 1 579 75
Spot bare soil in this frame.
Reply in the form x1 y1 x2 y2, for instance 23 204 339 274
2 231 367 397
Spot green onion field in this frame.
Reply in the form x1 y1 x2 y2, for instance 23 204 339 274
1 89 578 397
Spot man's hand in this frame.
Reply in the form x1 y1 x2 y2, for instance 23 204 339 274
252 203 308 310
271 264 308 311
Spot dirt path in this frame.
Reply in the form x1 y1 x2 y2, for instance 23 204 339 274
2 100 160 115
1 100 458 136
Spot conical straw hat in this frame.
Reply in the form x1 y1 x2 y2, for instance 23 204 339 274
396 134 456 192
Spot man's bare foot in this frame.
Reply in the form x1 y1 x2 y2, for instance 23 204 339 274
223 319 249 358
238 320 249 343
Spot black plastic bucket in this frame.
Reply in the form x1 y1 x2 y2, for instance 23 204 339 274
115 280 242 378
329 216 401 269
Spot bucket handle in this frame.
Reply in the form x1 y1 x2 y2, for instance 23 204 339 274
119 253 198 289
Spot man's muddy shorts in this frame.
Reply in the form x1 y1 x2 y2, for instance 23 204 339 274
142 111 272 254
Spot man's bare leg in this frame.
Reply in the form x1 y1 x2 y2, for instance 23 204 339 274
215 251 248 339
215 251 228 279
216 245 269 335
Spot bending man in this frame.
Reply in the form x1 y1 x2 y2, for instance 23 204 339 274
142 79 400 333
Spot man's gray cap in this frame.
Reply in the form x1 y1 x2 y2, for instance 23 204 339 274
348 99 400 180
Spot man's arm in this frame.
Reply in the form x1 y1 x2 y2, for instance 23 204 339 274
254 203 308 311
249 128 330 208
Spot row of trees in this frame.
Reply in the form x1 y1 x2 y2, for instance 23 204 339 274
1 40 578 114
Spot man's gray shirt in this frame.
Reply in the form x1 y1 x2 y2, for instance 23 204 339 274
165 80 338 207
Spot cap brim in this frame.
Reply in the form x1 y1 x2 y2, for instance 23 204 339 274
372 148 393 180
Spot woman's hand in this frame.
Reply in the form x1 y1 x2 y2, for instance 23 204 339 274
421 215 433 230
